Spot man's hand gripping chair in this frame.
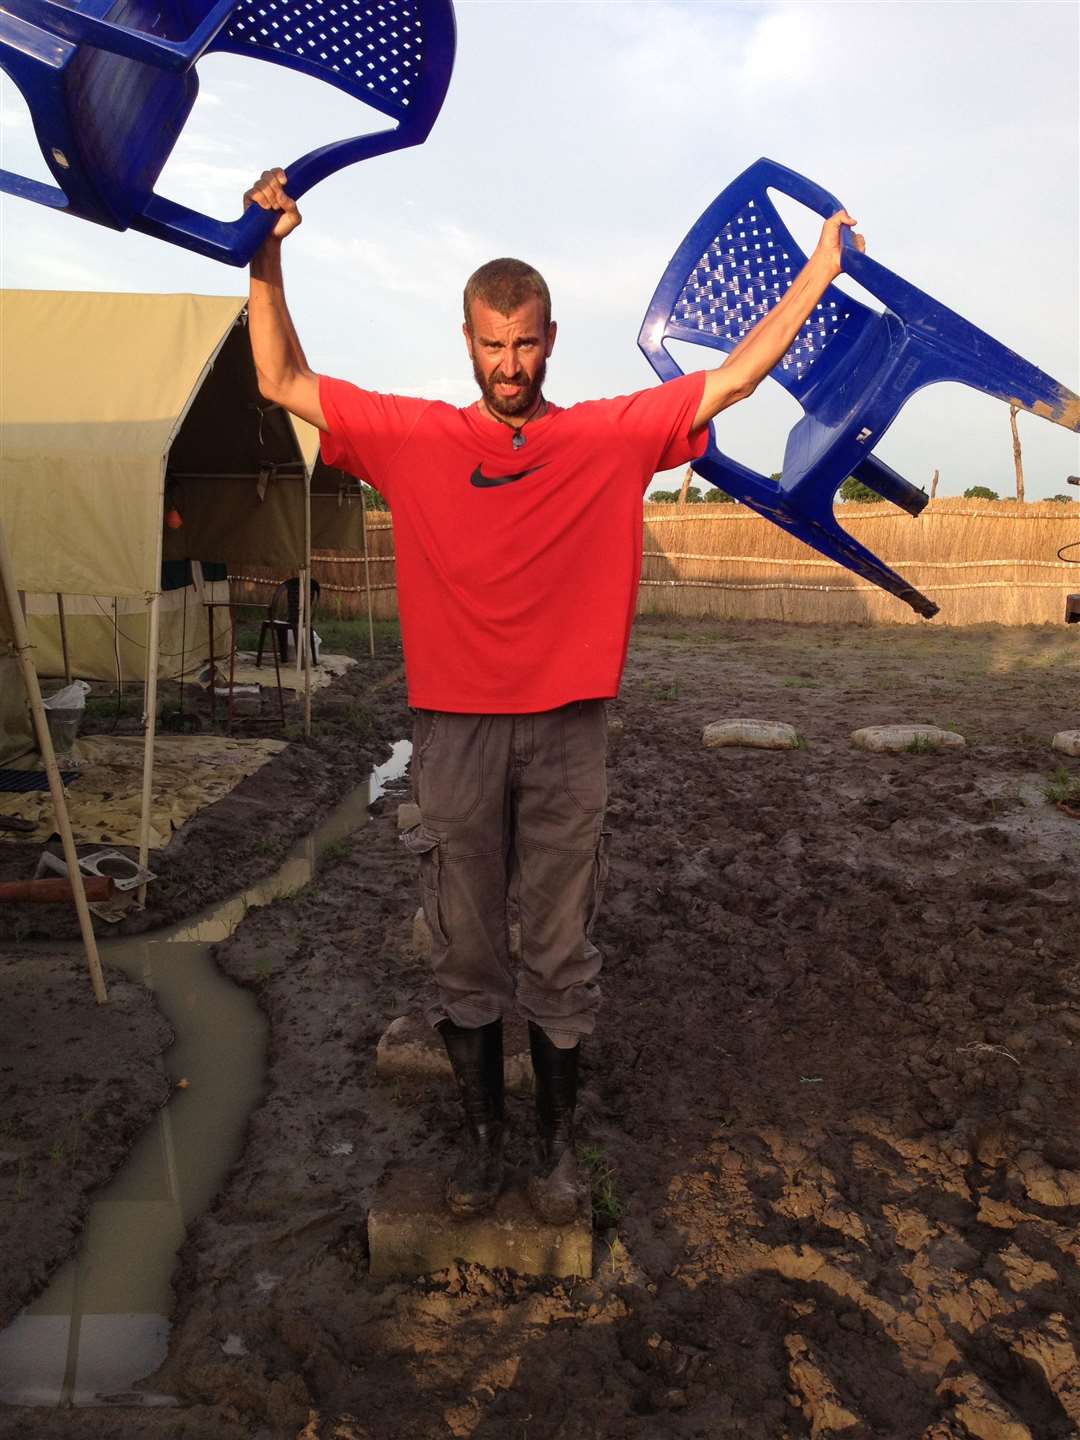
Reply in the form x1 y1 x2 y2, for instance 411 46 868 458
0 0 456 264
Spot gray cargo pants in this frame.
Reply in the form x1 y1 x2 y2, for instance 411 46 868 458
403 702 610 1049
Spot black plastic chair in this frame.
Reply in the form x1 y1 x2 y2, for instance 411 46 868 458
256 576 320 667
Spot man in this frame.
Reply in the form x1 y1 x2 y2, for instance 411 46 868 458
244 169 862 1225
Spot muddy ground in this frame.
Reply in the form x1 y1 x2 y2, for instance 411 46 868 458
2 619 1079 1440
0 621 410 941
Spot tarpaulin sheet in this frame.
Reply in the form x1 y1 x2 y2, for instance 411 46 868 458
0 735 285 849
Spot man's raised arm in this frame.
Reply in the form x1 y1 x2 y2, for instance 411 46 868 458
691 210 865 432
246 168 327 432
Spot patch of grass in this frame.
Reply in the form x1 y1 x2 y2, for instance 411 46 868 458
46 1112 88 1170
649 679 681 703
793 733 810 750
605 1233 629 1278
251 954 274 984
906 733 938 754
317 616 402 658
780 675 820 689
84 695 142 722
579 1143 624 1229
321 837 353 864
344 703 375 741
282 722 305 742
1044 766 1080 808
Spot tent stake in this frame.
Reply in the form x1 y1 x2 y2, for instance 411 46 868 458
0 522 107 1003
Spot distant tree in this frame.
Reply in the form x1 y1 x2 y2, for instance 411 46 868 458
963 485 1000 501
1049 494 1074 503
648 489 679 504
704 486 737 503
838 476 880 503
769 472 782 482
361 484 389 511
682 486 704 504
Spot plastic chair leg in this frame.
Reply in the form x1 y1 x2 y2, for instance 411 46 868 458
849 455 929 517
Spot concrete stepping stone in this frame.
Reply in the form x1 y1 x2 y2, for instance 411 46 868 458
1051 730 1080 757
367 1165 591 1279
376 1013 535 1095
851 724 965 753
703 719 799 750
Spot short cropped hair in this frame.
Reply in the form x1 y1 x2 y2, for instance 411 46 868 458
463 258 551 331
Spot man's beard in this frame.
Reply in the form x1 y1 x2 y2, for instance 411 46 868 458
473 355 547 419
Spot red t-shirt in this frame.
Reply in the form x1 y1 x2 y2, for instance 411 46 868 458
319 371 707 713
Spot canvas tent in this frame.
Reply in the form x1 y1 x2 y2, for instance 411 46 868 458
0 288 367 885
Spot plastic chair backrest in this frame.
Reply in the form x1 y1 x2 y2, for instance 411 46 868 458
0 0 455 264
284 575 319 628
639 158 1080 618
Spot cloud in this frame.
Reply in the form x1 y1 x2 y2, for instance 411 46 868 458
300 219 486 304
11 247 118 291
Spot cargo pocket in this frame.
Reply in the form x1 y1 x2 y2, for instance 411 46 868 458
561 702 608 814
585 829 612 938
401 825 449 947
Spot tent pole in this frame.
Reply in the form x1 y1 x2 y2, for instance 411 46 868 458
113 599 123 697
0 523 107 1004
360 483 374 659
302 470 313 739
138 467 166 906
57 594 72 683
137 586 162 906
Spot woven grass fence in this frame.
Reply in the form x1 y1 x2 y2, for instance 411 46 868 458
229 502 1080 627
229 520 399 621
640 498 1080 625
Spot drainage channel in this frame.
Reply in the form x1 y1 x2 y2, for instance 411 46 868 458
0 740 411 1408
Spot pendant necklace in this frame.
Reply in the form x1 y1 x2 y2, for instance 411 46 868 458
483 396 547 450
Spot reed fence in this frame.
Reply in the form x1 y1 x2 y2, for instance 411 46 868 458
638 499 1080 624
228 501 1080 628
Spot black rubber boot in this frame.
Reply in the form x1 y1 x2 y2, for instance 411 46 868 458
527 1023 585 1226
438 1018 505 1217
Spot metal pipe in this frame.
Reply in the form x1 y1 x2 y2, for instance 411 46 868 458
0 877 116 905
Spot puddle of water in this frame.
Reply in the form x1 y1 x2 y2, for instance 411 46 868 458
0 740 411 1407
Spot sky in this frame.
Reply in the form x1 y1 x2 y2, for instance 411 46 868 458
1 0 1078 500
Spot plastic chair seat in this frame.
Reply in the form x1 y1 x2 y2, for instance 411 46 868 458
639 159 1080 618
0 0 455 263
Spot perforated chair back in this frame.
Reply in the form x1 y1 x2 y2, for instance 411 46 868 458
0 0 455 263
640 158 1080 618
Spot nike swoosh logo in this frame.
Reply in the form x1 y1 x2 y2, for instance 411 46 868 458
470 463 547 489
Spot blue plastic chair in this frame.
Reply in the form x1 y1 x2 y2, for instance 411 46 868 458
0 0 455 265
639 158 1080 618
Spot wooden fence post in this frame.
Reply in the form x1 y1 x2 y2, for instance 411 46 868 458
1009 405 1025 503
